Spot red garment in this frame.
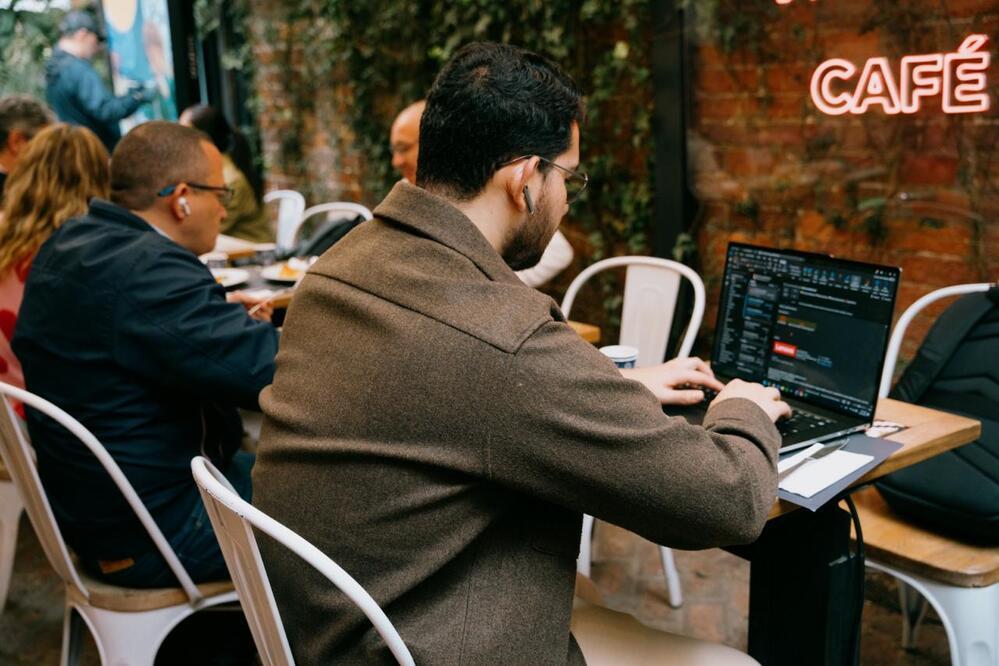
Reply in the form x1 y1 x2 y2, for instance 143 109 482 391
0 254 33 418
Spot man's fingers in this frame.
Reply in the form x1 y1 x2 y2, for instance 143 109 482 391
662 389 705 406
688 357 714 377
672 370 725 392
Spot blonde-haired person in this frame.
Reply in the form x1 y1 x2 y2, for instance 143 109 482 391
0 123 109 399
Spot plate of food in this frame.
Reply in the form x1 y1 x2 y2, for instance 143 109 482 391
261 257 314 284
210 268 250 289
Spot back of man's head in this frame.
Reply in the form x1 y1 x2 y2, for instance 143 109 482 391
417 42 584 200
110 121 210 211
0 95 52 151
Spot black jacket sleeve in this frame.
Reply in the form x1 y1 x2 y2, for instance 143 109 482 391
111 240 278 410
72 59 143 124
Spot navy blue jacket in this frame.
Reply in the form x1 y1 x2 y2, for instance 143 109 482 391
13 200 278 559
45 48 143 150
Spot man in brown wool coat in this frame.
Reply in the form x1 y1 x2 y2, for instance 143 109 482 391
253 41 789 665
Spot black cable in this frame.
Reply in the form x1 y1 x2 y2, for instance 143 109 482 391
844 493 865 665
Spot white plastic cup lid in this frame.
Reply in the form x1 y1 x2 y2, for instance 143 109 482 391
599 345 639 362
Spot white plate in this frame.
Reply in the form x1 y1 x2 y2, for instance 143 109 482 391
261 262 305 284
210 268 250 289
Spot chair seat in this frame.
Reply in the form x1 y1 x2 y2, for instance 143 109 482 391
850 486 999 588
77 569 234 612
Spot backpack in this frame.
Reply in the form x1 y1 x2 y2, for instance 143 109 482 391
875 286 999 543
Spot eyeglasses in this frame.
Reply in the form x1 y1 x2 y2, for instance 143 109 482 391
500 155 588 204
157 182 234 206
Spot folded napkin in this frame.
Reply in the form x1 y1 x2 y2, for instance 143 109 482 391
778 447 874 499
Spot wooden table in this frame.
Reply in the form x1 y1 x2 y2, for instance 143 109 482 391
768 398 980 519
736 399 980 666
568 320 600 343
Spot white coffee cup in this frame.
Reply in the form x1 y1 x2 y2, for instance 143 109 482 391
599 345 638 369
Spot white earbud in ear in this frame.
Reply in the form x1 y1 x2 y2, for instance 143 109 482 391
179 197 191 217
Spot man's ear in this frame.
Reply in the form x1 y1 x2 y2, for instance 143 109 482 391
504 156 540 213
7 130 30 159
167 183 191 222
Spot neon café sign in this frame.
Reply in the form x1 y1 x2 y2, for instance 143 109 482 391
775 2 991 115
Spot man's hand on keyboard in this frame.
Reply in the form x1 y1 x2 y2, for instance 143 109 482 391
620 357 724 405
710 378 791 423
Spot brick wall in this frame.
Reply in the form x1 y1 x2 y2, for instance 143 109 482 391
688 1 997 362
244 3 995 364
246 2 368 207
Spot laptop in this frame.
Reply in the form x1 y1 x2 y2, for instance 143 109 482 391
671 242 901 452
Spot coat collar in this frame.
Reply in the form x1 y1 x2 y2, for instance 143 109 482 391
373 181 524 286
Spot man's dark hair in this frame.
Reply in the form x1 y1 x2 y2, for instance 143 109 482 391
0 95 52 146
110 121 212 210
416 42 584 200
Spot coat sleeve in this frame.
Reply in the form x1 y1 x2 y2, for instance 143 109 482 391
484 320 781 550
72 62 143 124
111 242 278 410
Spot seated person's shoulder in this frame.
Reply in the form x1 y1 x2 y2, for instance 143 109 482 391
306 222 562 354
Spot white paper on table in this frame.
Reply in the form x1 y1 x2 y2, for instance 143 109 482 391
779 450 874 499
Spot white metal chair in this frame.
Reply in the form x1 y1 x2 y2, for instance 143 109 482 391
0 458 24 613
869 282 998 664
295 201 374 248
561 256 706 609
0 382 237 665
191 456 415 666
264 190 307 252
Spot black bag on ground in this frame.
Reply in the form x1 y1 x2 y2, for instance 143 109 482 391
875 286 999 543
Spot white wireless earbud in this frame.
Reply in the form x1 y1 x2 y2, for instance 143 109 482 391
179 197 191 216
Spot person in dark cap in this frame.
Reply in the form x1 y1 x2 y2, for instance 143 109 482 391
45 9 154 151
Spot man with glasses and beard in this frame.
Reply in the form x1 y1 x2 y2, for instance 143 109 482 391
254 42 787 664
390 97 576 287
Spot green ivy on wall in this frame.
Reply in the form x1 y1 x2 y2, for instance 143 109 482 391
260 0 656 269
0 2 61 98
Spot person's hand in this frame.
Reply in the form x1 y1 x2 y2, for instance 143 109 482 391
620 357 725 405
227 291 273 323
710 378 791 423
128 82 157 103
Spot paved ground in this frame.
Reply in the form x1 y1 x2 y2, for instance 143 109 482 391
0 513 950 664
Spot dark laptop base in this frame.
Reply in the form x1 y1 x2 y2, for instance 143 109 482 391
665 380 870 452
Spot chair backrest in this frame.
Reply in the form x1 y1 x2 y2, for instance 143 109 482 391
0 382 204 604
561 256 706 367
300 202 373 237
878 283 992 398
191 457 414 666
264 190 307 252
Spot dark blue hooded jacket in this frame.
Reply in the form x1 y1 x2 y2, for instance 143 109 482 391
45 48 143 150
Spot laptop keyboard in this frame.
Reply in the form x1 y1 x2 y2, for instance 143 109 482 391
776 409 834 436
683 387 833 436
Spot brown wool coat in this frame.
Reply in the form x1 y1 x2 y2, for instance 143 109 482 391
252 182 781 664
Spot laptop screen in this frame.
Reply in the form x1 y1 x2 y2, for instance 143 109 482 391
712 243 900 420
